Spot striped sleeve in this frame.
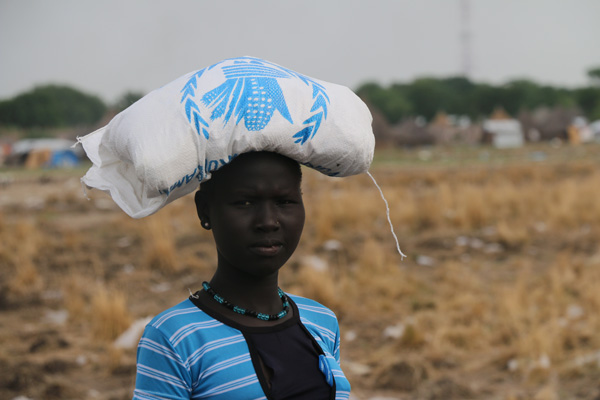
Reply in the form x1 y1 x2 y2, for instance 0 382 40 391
333 321 341 363
133 325 192 400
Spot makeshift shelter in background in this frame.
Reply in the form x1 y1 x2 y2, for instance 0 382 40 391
49 149 80 167
482 108 524 148
568 116 596 144
8 138 82 168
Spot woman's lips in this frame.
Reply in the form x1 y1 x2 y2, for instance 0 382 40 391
250 242 283 256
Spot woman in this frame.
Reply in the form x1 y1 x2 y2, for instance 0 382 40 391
133 151 351 399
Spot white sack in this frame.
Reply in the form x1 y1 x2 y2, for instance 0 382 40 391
79 56 375 218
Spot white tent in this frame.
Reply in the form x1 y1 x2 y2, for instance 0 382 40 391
483 119 524 148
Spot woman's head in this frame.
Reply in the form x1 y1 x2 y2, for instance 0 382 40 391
195 152 305 278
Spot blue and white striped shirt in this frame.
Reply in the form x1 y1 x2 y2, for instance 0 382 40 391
133 294 351 399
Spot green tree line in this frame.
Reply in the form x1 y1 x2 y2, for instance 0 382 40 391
357 72 600 124
0 85 107 128
0 85 144 129
1 74 599 129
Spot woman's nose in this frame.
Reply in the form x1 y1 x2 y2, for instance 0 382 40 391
255 202 279 231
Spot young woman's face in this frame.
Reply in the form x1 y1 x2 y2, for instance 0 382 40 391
199 152 305 278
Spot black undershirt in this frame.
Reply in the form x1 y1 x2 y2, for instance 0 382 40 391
190 295 334 400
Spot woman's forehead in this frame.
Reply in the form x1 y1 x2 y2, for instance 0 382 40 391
201 151 302 196
230 151 296 168
214 165 301 190
213 152 300 180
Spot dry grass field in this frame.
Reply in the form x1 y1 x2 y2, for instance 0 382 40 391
1 142 600 400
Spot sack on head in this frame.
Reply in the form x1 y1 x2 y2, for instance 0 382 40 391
79 56 375 218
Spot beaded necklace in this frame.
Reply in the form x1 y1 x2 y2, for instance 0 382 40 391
200 281 290 321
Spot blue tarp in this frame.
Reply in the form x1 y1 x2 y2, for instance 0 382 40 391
48 149 80 167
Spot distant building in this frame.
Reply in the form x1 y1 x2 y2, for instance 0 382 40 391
427 111 479 145
482 108 524 148
392 118 435 147
518 106 575 142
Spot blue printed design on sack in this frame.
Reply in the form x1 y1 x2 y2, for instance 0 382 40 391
180 57 330 145
158 154 238 195
180 69 210 139
202 61 293 131
302 161 339 177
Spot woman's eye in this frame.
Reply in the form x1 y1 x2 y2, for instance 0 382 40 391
233 200 252 206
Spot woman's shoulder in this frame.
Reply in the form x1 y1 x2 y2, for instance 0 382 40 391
287 294 339 323
145 298 219 336
288 294 341 353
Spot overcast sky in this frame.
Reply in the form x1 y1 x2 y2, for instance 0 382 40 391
1 0 599 103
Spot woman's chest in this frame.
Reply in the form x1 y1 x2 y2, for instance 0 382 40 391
187 325 347 400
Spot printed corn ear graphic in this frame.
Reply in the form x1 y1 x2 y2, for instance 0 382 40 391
202 77 293 131
239 77 292 131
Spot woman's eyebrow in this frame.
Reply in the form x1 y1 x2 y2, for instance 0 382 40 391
229 186 257 193
229 186 299 195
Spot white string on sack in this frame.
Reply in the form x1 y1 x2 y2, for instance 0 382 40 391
80 180 91 201
367 171 407 260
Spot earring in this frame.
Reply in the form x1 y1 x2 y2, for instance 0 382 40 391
203 221 210 229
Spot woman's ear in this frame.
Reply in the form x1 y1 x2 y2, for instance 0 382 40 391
194 191 211 230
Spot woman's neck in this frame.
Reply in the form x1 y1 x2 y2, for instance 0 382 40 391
208 266 282 315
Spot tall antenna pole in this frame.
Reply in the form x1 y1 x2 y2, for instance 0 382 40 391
460 0 472 78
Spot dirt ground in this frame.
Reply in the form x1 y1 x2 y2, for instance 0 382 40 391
2 143 600 400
